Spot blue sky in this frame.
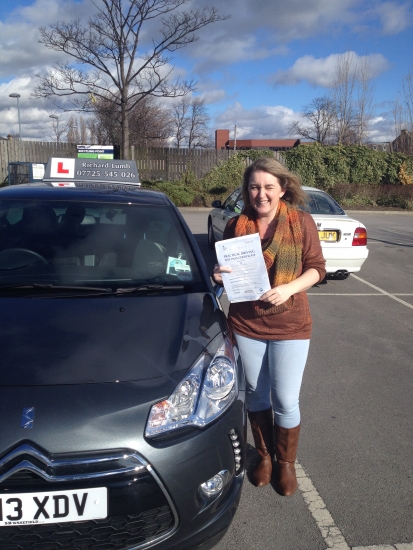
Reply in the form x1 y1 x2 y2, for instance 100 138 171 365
0 0 412 143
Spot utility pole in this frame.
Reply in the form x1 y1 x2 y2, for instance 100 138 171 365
234 125 237 150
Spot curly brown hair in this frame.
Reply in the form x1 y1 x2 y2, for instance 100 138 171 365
242 157 307 208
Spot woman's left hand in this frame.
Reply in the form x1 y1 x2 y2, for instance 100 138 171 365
260 284 293 306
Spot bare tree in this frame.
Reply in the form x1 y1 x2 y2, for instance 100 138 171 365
354 57 375 145
187 98 211 148
170 97 190 147
401 65 413 131
66 115 80 143
289 96 336 144
32 0 229 158
330 52 358 145
129 97 172 146
170 96 211 147
388 65 413 153
389 98 404 139
88 94 172 146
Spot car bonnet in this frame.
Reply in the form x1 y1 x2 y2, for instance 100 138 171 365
0 292 224 385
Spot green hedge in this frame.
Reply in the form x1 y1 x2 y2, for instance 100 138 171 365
143 146 413 209
142 180 195 206
282 143 413 188
142 150 275 206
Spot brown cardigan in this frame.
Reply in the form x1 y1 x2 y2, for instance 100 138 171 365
223 210 326 340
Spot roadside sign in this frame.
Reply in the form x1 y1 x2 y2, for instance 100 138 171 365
77 145 114 159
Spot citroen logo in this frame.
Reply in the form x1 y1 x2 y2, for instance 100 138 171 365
21 407 35 428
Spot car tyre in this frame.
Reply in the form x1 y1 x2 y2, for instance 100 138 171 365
208 219 216 249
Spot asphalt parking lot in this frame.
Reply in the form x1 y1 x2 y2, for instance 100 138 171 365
180 209 413 550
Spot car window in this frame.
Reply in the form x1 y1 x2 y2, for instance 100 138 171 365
234 196 244 214
301 190 345 215
223 189 242 212
0 200 202 288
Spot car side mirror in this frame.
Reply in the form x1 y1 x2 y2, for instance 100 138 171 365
211 200 222 208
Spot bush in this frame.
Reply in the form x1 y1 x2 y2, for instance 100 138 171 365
201 150 274 205
282 144 413 187
330 182 413 210
143 147 413 210
142 180 195 206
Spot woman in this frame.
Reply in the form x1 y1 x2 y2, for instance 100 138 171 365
212 157 326 496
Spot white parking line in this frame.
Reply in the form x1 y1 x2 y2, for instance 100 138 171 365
296 460 350 550
308 293 387 296
308 294 413 296
352 545 413 550
301 274 413 549
297 461 413 550
350 274 413 310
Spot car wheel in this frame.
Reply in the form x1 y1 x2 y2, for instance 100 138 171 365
207 219 216 249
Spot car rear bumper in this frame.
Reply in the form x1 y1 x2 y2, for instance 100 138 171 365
322 246 369 273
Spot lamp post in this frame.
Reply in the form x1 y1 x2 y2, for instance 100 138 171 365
49 114 60 143
9 93 22 141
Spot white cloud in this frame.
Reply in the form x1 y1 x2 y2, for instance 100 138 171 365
186 0 362 71
198 89 228 104
0 0 406 143
270 52 390 87
214 102 298 139
213 101 395 144
0 0 95 79
375 1 412 34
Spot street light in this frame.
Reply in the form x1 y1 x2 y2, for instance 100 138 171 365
9 93 22 141
49 114 60 143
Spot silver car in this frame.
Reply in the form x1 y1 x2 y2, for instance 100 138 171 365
208 186 369 279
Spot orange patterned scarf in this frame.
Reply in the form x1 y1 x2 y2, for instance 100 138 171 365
234 200 303 316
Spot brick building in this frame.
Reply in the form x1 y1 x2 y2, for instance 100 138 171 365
215 129 301 151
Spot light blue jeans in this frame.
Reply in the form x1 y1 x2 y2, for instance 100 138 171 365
235 333 310 429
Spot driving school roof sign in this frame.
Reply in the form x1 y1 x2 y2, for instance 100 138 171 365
43 157 140 186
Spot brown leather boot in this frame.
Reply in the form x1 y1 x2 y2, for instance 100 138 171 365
248 408 274 487
274 424 300 496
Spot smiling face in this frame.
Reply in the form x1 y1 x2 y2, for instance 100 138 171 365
248 170 285 220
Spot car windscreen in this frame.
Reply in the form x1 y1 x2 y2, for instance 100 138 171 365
301 190 345 215
0 200 203 289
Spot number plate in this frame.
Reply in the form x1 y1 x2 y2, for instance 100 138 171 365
318 231 338 242
0 487 107 526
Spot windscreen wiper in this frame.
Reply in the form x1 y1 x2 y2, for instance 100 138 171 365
0 284 112 294
113 284 187 294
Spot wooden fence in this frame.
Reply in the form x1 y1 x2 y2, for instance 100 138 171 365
130 147 240 181
0 141 77 183
0 141 285 183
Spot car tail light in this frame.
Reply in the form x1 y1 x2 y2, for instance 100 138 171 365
352 227 367 246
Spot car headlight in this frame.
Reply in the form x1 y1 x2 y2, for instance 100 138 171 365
145 333 237 438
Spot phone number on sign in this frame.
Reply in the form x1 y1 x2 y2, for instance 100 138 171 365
76 171 136 178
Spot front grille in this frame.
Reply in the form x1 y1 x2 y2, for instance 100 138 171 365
0 444 178 550
0 505 173 550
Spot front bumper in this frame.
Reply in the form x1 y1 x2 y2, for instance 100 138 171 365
0 397 246 550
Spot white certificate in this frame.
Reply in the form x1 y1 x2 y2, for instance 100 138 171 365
215 233 271 303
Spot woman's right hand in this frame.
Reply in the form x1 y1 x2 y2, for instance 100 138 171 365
212 263 232 285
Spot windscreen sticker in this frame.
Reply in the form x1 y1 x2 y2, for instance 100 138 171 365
167 256 192 281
